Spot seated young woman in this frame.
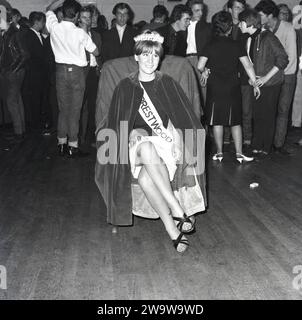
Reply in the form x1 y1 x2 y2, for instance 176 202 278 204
95 30 207 253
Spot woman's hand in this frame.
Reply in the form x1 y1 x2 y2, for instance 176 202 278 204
253 86 261 100
255 75 268 87
200 68 210 87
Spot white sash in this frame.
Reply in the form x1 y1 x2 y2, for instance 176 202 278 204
138 82 174 144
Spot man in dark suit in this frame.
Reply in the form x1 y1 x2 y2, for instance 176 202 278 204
157 4 192 57
185 0 212 59
23 11 48 131
101 3 137 63
184 1 212 110
78 6 102 144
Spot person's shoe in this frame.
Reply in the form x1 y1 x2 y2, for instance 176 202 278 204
290 126 301 132
173 213 196 234
243 139 251 145
273 146 291 156
67 146 90 158
295 139 302 146
58 143 68 156
42 127 56 136
212 153 223 162
172 232 189 253
236 153 254 163
252 149 262 154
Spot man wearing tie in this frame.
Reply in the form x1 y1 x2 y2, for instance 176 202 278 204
101 3 137 63
78 6 102 145
185 0 212 107
24 11 47 132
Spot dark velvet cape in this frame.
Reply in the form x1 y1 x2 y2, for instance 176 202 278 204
95 71 207 226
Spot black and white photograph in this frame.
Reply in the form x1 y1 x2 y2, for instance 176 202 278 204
0 0 302 314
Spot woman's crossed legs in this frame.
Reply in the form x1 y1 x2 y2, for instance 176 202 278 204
136 141 191 252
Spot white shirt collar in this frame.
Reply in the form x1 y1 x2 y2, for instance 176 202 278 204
30 28 40 36
31 28 43 44
116 24 126 32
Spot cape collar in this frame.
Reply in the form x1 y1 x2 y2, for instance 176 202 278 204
128 71 163 88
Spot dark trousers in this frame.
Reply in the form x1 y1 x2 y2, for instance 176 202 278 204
241 84 253 142
56 64 86 143
252 85 281 153
45 70 58 129
6 69 26 135
274 74 296 148
80 66 99 143
23 69 47 130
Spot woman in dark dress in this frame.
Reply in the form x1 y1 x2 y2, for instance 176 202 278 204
96 31 207 253
197 11 260 163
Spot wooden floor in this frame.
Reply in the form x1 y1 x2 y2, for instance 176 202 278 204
0 128 302 300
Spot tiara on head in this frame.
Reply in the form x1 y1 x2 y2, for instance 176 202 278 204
134 33 164 44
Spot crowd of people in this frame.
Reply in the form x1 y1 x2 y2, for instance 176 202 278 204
0 0 302 251
0 0 301 154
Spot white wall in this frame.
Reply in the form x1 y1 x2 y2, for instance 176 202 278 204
4 0 301 23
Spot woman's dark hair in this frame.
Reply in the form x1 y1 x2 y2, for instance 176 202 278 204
170 4 192 23
254 0 279 18
54 6 63 17
186 0 204 9
153 5 169 20
10 8 21 18
80 6 92 16
227 0 246 9
62 0 82 19
98 15 108 30
29 11 46 27
133 30 164 58
88 4 100 16
278 3 293 22
212 11 233 36
19 17 30 28
239 8 262 29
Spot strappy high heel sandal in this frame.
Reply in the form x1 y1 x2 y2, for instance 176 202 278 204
172 232 189 253
173 213 196 234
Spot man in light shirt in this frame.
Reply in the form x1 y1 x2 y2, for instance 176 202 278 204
101 3 136 63
46 0 99 158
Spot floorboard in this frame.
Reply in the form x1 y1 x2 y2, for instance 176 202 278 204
0 129 302 300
